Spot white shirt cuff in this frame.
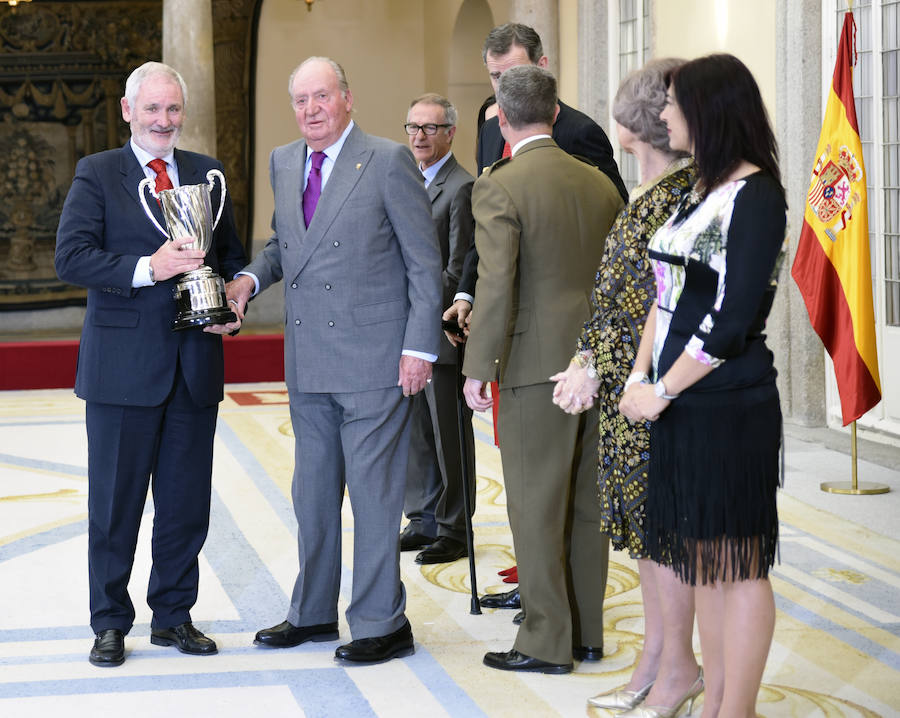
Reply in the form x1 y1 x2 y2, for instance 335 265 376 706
235 271 260 297
453 292 473 305
133 256 154 287
402 349 437 363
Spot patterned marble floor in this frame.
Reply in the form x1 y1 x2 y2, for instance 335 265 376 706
0 382 898 717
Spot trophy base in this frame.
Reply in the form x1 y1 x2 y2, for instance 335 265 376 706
172 307 238 332
172 268 236 331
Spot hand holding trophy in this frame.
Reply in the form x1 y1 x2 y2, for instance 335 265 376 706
139 169 238 330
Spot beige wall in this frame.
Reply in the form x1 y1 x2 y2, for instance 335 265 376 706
557 0 578 105
653 0 777 126
252 0 508 242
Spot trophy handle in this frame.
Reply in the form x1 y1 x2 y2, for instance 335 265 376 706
206 169 227 230
138 178 170 238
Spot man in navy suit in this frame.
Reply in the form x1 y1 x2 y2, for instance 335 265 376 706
55 61 246 667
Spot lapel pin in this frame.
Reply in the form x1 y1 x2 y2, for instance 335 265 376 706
356 163 362 170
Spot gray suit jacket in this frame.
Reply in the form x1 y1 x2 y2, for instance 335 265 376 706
245 124 442 393
427 154 474 365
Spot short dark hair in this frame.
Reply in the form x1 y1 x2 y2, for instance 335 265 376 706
668 53 781 191
496 65 556 129
482 23 543 63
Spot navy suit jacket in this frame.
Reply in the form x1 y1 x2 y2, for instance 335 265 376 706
458 101 627 297
55 143 247 408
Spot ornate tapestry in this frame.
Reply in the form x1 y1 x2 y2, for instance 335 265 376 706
0 1 162 309
0 0 257 312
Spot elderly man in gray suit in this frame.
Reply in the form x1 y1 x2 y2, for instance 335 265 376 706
224 56 442 663
399 93 477 565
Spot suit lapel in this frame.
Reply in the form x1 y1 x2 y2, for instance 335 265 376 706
174 148 203 186
294 125 370 275
120 143 168 238
427 154 456 204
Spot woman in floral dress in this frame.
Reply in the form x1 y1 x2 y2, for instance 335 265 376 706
550 58 699 712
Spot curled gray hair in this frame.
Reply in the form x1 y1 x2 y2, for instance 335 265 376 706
288 56 350 99
407 93 458 127
124 62 188 111
496 65 556 129
613 58 687 152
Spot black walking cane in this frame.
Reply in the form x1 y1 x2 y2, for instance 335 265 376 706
443 320 481 615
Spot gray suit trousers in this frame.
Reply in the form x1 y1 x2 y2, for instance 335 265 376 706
286 386 412 639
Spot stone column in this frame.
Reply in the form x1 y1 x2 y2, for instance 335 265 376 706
774 0 826 425
511 0 559 78
577 0 610 126
162 0 217 156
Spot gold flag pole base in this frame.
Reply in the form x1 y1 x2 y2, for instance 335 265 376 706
820 480 890 495
820 420 891 495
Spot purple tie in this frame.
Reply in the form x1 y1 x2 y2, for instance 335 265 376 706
303 150 326 228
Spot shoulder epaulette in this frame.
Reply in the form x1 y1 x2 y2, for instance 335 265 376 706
482 155 512 176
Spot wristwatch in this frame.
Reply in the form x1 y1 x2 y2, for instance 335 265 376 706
653 378 679 401
148 261 156 283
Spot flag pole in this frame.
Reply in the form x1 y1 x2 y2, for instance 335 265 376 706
821 420 890 494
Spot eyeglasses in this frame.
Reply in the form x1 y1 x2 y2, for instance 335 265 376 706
403 123 452 136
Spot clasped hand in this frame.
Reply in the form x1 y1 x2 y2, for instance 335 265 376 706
550 362 600 414
618 382 668 422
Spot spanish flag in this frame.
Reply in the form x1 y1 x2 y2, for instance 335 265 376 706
792 11 881 425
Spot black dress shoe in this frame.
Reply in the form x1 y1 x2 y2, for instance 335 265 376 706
89 629 125 667
399 525 435 551
483 648 572 674
150 622 217 655
334 619 414 663
573 645 603 661
254 620 339 648
512 610 525 625
479 587 520 609
415 536 467 564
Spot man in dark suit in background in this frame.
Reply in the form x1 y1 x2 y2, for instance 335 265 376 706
444 22 627 336
225 57 442 664
55 61 247 667
462 64 622 674
398 93 477 565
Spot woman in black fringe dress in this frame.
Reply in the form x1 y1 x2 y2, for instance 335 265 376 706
620 54 787 718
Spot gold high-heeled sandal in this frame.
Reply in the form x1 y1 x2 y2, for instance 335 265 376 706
587 679 654 709
616 668 704 718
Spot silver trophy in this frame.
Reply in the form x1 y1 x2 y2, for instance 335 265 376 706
139 169 237 331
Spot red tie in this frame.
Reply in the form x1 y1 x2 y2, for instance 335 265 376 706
147 158 173 193
501 141 512 159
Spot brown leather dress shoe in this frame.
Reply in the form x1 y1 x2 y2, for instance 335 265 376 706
89 629 125 667
334 619 414 663
254 620 339 648
150 622 217 655
483 648 572 674
415 536 467 564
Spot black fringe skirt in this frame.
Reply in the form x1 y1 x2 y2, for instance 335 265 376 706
646 382 782 585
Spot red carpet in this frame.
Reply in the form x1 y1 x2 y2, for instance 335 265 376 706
0 334 285 391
